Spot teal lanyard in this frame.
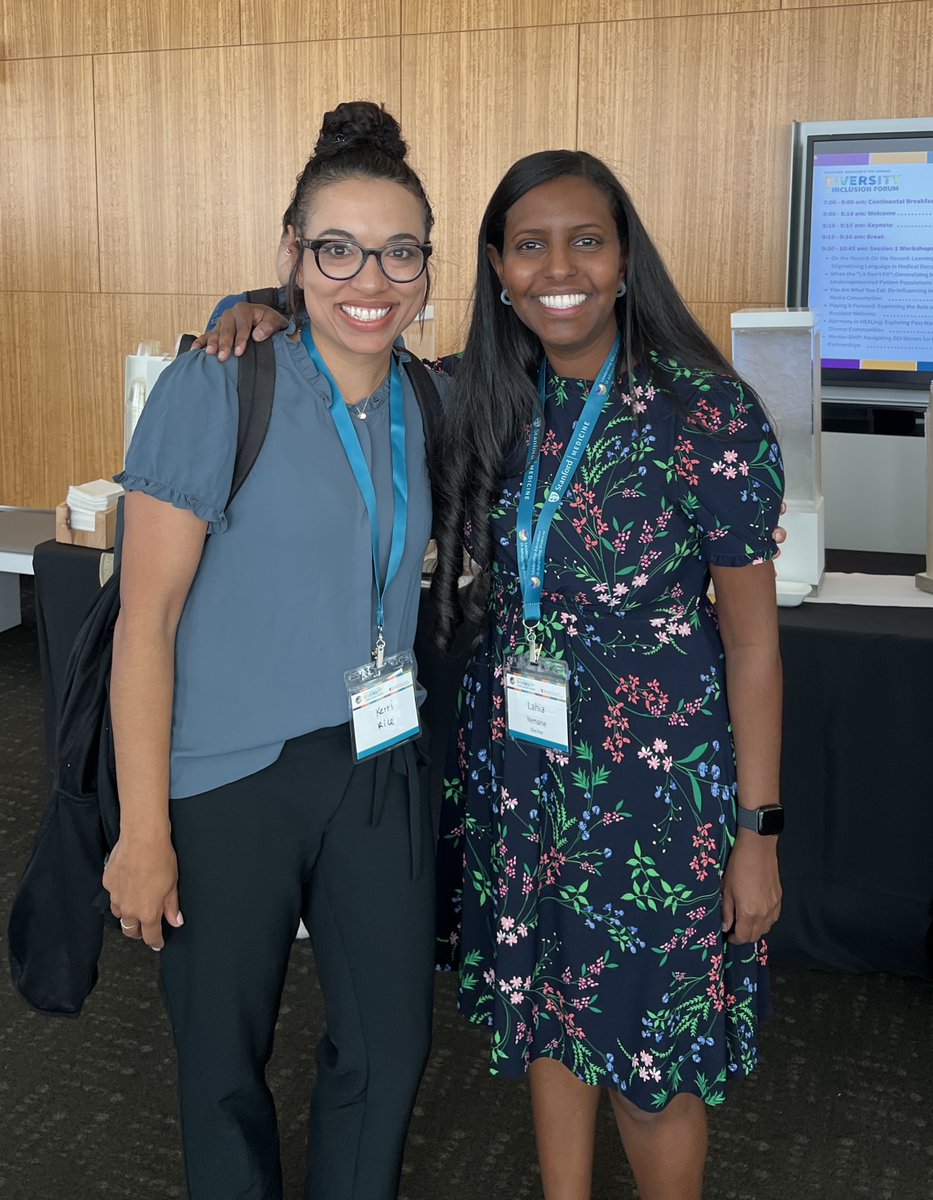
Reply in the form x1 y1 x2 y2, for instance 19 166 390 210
516 335 621 629
301 326 408 660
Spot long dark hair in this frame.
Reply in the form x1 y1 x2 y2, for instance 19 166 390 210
284 101 435 320
431 149 742 653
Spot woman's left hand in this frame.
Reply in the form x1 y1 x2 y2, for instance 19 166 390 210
721 834 782 944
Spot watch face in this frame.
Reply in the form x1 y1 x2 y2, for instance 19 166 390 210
758 806 785 835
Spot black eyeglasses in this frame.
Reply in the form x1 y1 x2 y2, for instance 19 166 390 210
298 238 432 283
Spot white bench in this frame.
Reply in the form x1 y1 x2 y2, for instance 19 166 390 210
0 508 56 632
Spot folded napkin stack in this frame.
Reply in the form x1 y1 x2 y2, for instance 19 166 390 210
66 480 124 532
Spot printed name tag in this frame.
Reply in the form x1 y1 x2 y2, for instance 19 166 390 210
505 654 571 753
345 651 421 761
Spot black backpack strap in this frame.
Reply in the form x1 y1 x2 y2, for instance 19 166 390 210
402 356 444 538
245 286 285 312
402 354 443 452
229 335 275 505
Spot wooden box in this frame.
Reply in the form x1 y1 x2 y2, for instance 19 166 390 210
55 503 118 550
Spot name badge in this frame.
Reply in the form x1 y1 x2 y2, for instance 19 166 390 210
345 650 421 761
505 654 571 753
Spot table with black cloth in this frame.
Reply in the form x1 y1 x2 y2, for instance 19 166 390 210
31 539 933 979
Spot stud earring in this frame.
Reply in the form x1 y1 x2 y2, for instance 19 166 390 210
500 288 512 306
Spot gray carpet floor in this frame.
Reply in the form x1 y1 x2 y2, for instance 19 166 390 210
2 578 932 1200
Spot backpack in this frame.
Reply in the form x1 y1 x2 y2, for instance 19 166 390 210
7 337 275 1016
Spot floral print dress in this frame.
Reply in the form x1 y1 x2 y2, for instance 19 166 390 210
436 354 784 1111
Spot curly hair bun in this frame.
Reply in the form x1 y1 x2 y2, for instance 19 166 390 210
315 101 408 162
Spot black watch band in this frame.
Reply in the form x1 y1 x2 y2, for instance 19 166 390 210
736 804 784 836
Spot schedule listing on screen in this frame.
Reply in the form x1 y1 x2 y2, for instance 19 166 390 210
805 136 933 377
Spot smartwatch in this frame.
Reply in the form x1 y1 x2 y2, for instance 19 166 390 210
736 804 784 836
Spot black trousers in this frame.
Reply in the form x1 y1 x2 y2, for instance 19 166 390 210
160 724 435 1200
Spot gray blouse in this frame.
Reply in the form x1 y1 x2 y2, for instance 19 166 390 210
116 330 438 798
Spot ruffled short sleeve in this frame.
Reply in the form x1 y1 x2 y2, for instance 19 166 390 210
114 349 240 534
671 374 784 567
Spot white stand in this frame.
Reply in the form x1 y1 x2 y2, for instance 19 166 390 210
731 309 824 603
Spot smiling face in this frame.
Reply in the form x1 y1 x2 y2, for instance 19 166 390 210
297 177 428 376
487 175 626 379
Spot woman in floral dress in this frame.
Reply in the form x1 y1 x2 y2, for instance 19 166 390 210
432 153 784 1199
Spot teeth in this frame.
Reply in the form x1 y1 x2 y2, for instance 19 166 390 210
538 294 586 310
341 305 391 322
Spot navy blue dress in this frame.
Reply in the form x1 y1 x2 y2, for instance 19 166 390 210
437 354 784 1110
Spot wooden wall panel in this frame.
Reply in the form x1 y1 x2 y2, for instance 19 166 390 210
240 0 399 44
402 27 580 301
781 0 919 7
432 298 473 358
0 57 99 294
579 4 933 308
0 294 207 509
0 0 238 59
402 0 778 34
94 40 400 298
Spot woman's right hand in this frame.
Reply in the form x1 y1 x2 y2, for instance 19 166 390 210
103 833 183 951
192 303 288 361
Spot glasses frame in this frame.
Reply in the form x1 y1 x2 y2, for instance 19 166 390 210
298 237 433 284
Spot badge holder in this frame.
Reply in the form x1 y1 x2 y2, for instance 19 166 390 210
344 638 421 762
504 625 571 754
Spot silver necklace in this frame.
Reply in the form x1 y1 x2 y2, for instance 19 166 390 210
349 372 390 420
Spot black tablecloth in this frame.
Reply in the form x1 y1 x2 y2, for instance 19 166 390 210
771 600 933 978
31 540 933 979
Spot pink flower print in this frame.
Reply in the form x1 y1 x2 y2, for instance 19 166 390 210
674 434 700 486
562 967 573 984
560 612 579 636
723 466 738 480
517 923 530 939
662 755 673 772
491 716 506 741
616 674 641 702
483 968 495 985
687 906 709 921
541 428 565 458
652 738 668 753
647 755 661 770
690 399 723 432
643 679 669 716
723 450 738 464
501 788 517 810
504 932 519 946
545 748 570 766
500 917 515 931
633 573 649 588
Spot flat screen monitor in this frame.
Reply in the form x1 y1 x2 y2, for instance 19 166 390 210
787 118 933 394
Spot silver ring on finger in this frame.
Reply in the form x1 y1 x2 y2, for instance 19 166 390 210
120 918 138 930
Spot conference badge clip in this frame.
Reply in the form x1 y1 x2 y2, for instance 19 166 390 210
505 629 571 754
344 642 420 762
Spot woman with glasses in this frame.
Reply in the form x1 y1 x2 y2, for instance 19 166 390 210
103 101 441 1200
